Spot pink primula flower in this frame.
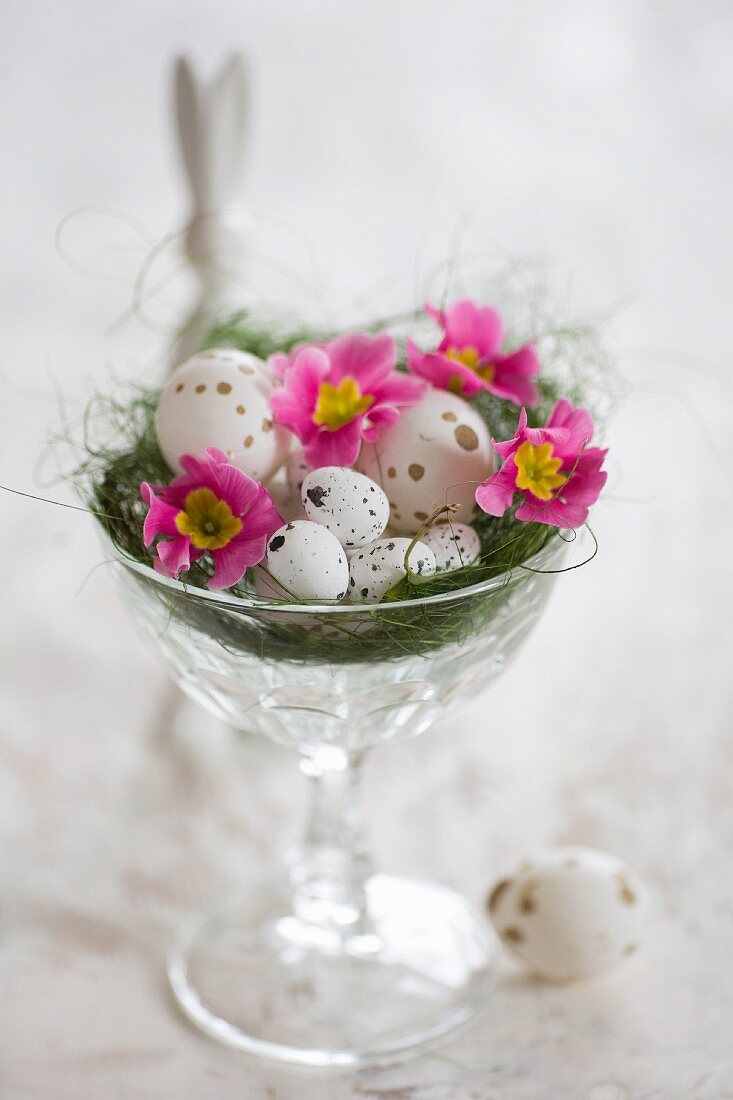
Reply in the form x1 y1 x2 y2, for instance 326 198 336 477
141 448 282 589
475 399 607 529
268 333 427 468
407 299 540 406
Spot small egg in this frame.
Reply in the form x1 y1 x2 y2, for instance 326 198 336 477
266 520 349 602
359 389 493 534
301 467 390 549
420 522 481 572
348 538 436 604
487 847 649 983
155 347 291 481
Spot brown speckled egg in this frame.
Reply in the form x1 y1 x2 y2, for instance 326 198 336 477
155 348 291 481
359 389 493 533
487 847 649 982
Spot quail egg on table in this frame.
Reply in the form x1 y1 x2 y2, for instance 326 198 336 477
155 347 291 481
266 520 349 602
420 522 481 572
487 847 649 983
301 467 390 549
348 537 436 604
359 388 493 534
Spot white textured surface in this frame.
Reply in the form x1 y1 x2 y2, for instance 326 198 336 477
1 2 732 1097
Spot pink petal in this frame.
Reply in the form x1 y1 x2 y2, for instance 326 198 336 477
286 347 332 401
269 347 331 441
155 535 193 578
304 419 363 467
425 303 447 329
475 459 517 517
489 344 541 407
492 408 529 458
372 371 428 407
561 448 608 505
546 399 595 458
208 538 261 589
408 348 485 396
523 424 570 447
208 460 260 516
176 452 215 483
515 497 579 529
242 485 284 540
204 447 229 465
141 484 181 546
325 332 396 389
268 352 293 380
170 449 259 514
362 404 400 441
268 387 311 436
441 299 505 358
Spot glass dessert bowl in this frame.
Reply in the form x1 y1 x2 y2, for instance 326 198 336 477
109 532 566 1067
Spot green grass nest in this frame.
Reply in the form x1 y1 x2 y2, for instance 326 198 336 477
73 307 616 664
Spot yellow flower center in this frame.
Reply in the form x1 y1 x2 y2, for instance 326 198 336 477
514 440 568 501
445 346 495 394
175 487 243 550
313 376 374 431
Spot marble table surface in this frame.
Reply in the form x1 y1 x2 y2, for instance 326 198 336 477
1 1 732 1096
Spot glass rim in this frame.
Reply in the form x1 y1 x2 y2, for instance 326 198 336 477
106 529 568 616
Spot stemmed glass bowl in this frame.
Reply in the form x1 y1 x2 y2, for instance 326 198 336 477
108 531 566 1067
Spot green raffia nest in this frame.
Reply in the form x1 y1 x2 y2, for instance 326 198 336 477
72 304 618 664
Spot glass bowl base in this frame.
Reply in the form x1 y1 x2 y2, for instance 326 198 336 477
168 873 498 1067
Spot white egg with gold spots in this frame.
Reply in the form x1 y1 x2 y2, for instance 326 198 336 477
487 847 649 983
155 347 291 481
359 389 493 534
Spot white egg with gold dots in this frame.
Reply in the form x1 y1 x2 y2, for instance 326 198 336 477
359 388 493 534
155 347 291 481
487 847 649 983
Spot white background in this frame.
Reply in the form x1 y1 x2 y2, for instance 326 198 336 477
1 2 731 1098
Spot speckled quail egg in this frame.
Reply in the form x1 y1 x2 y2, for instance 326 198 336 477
420 522 481 572
266 520 349 602
348 537 436 604
301 467 390 549
155 347 291 481
487 847 649 983
359 389 493 534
